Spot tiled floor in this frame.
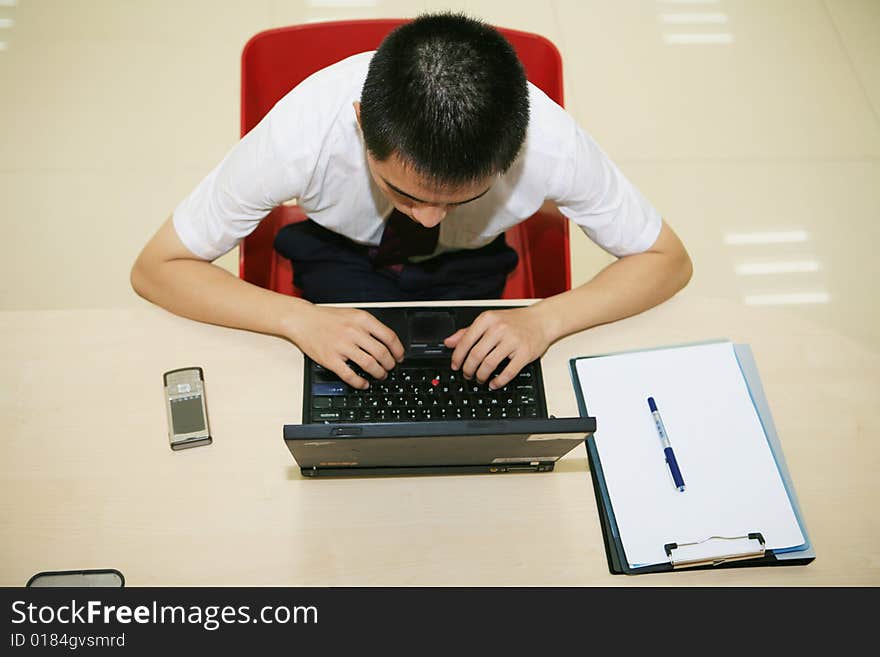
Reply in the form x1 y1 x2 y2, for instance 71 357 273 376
1 0 878 350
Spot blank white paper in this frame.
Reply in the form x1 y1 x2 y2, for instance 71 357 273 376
575 342 804 567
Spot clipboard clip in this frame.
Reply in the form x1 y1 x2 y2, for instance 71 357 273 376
664 533 766 569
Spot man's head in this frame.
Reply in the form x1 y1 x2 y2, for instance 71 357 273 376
357 13 530 226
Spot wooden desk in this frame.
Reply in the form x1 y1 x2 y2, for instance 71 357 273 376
2 291 878 585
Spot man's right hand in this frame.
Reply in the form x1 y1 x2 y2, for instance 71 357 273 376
131 217 404 389
284 305 405 390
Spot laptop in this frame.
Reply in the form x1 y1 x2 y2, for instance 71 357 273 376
284 305 596 477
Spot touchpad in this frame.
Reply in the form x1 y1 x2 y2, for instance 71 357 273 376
407 311 455 357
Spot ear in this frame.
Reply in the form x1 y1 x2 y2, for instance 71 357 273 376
353 101 362 129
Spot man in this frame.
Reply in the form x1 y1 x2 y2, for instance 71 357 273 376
131 13 692 393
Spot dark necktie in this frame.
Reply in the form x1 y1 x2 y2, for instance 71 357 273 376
370 208 440 267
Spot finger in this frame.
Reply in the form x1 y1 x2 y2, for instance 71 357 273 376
450 315 494 370
450 327 479 371
363 315 406 363
475 342 514 385
356 334 397 373
345 346 387 381
488 353 529 390
461 328 503 380
443 328 466 348
333 359 369 390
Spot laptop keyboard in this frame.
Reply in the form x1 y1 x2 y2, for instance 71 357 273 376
307 360 543 423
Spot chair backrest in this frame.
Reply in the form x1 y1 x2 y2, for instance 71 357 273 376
239 19 570 298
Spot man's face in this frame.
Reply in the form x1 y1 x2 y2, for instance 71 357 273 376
355 102 493 228
365 151 493 228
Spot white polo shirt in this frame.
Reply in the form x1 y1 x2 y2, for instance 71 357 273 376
173 51 662 262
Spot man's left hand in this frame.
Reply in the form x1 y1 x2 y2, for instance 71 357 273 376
443 306 552 389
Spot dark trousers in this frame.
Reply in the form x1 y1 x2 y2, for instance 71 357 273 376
273 219 519 303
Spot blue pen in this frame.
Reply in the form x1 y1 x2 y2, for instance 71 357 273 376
647 397 686 492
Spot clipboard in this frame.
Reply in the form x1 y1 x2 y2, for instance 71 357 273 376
572 341 815 575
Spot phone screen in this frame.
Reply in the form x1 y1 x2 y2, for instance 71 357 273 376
170 395 206 434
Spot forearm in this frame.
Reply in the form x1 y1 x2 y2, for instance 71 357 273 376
132 249 408 389
131 257 311 339
533 247 693 343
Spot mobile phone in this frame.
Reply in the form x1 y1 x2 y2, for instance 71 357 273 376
164 367 212 450
27 569 125 587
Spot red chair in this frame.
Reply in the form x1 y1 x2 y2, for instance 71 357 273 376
239 19 570 299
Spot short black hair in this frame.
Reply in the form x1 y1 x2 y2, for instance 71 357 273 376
359 12 530 188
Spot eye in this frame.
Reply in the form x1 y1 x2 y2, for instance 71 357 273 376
390 188 411 203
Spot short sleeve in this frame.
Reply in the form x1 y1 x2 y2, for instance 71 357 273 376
171 94 313 261
545 105 662 257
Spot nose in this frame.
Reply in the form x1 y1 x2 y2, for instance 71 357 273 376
410 204 447 228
